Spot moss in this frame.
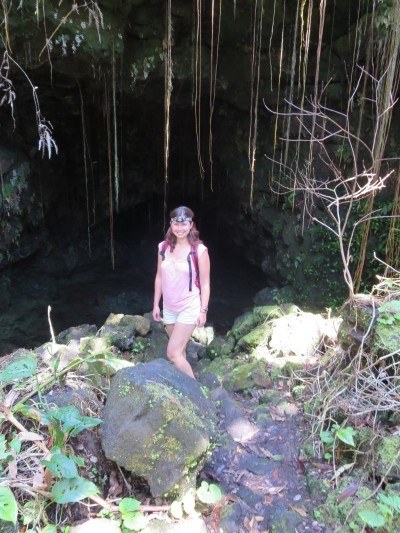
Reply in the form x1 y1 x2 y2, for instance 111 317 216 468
373 321 400 354
237 323 272 350
253 305 285 321
229 311 259 341
224 359 268 392
204 335 236 359
145 382 207 432
375 434 400 478
292 385 306 400
315 479 400 532
259 389 282 404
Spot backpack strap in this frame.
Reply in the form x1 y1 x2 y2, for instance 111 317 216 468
187 245 200 292
160 240 168 260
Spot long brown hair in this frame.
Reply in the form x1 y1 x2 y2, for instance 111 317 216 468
165 206 201 251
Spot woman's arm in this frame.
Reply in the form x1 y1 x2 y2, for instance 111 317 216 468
197 249 210 327
153 252 163 321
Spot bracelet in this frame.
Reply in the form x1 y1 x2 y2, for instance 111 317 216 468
200 307 208 313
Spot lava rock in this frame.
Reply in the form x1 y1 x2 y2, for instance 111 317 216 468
101 359 217 497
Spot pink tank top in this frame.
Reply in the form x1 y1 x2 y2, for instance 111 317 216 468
159 242 207 312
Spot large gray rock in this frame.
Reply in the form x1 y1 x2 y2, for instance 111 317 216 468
101 359 217 497
56 324 97 344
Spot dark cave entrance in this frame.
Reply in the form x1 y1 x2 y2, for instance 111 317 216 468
0 81 272 356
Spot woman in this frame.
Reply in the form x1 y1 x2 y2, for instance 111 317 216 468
153 206 210 378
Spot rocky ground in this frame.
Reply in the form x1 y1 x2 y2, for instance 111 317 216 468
1 301 400 532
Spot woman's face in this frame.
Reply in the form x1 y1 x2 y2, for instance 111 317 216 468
170 219 193 240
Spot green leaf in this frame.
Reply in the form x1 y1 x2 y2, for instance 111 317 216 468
0 356 37 383
41 526 58 533
336 428 356 447
170 500 183 519
196 481 222 504
119 497 141 518
123 511 147 531
378 300 400 314
358 510 385 527
378 492 400 511
320 430 334 445
376 502 392 518
52 476 99 503
42 452 78 479
9 438 21 455
42 406 101 437
0 487 18 524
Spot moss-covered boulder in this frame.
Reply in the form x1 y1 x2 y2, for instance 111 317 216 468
200 356 268 392
229 311 258 341
237 322 272 350
101 359 217 497
203 335 236 359
375 434 400 479
97 313 151 350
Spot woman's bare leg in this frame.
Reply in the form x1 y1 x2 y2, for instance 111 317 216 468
166 322 196 378
165 323 175 338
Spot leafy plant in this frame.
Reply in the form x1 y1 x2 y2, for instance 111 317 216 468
377 300 400 325
51 476 99 504
0 355 37 383
196 481 222 504
38 405 101 447
119 497 147 531
0 487 18 524
320 422 357 460
359 491 400 529
170 482 222 520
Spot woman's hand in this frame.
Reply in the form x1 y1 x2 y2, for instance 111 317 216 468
153 305 161 322
196 310 207 327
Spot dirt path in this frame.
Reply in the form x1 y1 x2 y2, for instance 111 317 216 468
196 365 331 532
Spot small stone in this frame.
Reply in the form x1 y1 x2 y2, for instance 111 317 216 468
89 455 98 463
154 498 163 506
77 444 84 450
312 521 320 528
293 494 302 501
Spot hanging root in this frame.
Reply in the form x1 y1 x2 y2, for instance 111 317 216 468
248 0 263 207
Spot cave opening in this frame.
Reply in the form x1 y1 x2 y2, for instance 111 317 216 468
0 79 270 356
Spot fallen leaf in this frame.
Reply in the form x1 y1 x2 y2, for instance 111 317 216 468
244 516 259 533
7 459 18 479
44 467 54 489
107 470 123 498
260 448 275 459
272 467 280 482
18 431 44 441
266 486 285 495
289 504 308 517
32 464 46 489
4 389 19 408
311 461 332 472
294 455 306 474
337 484 358 503
331 462 355 481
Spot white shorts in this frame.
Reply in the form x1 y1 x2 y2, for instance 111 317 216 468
163 305 200 325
